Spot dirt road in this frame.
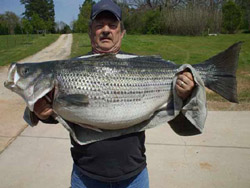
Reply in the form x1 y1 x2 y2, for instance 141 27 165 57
0 34 73 153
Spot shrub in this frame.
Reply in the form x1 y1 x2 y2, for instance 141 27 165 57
222 0 242 33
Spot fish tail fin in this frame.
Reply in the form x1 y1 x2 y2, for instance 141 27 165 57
193 42 243 103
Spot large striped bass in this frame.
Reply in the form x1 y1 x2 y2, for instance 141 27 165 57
4 42 242 131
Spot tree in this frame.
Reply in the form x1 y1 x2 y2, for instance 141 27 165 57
0 15 8 35
235 0 250 31
74 0 95 33
20 0 55 33
62 25 72 34
222 0 242 33
0 14 8 35
143 10 162 34
14 24 22 34
55 21 72 33
30 13 47 33
0 12 22 35
22 18 33 34
47 0 56 33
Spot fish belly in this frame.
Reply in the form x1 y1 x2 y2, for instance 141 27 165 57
53 94 169 130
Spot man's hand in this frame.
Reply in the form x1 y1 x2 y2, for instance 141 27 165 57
33 91 54 120
176 71 195 100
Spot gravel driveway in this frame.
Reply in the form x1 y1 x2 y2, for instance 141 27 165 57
0 34 73 153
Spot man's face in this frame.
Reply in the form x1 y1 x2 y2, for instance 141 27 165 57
89 11 125 53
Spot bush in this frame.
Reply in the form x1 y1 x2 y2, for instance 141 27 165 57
124 10 145 34
143 10 162 34
222 0 242 34
123 6 222 36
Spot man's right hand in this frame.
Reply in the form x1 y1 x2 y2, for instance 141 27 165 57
34 98 53 120
33 91 54 120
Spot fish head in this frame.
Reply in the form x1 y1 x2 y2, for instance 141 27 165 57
4 62 55 111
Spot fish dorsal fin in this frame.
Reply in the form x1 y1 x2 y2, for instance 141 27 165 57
58 94 89 106
76 53 176 65
77 53 116 60
145 55 174 62
78 53 139 60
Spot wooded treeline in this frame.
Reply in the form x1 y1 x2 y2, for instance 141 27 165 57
122 0 250 35
0 0 70 35
1 0 249 35
73 0 250 35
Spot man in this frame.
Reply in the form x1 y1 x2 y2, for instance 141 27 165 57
30 0 195 187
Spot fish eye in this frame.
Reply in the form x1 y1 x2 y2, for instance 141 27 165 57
20 67 30 77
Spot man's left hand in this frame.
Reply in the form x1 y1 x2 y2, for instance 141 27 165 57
176 71 195 100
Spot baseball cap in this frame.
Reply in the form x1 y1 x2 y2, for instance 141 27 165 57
90 0 122 21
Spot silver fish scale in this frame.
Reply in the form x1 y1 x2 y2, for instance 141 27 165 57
55 59 175 108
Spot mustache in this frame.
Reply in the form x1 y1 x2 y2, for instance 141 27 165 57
100 33 112 40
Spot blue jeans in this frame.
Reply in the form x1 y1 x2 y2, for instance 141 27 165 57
71 164 149 188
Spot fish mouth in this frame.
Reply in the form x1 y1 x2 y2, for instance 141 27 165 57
4 63 17 90
4 80 15 89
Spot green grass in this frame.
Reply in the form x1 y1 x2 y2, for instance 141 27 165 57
122 34 250 68
70 33 91 58
71 33 250 104
71 33 250 68
0 34 60 66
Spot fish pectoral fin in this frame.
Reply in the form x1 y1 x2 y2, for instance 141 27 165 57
59 94 89 106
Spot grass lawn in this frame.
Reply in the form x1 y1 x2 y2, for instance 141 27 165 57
0 34 60 66
71 33 250 67
72 33 250 109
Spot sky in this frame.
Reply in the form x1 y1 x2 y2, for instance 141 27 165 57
0 0 87 25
